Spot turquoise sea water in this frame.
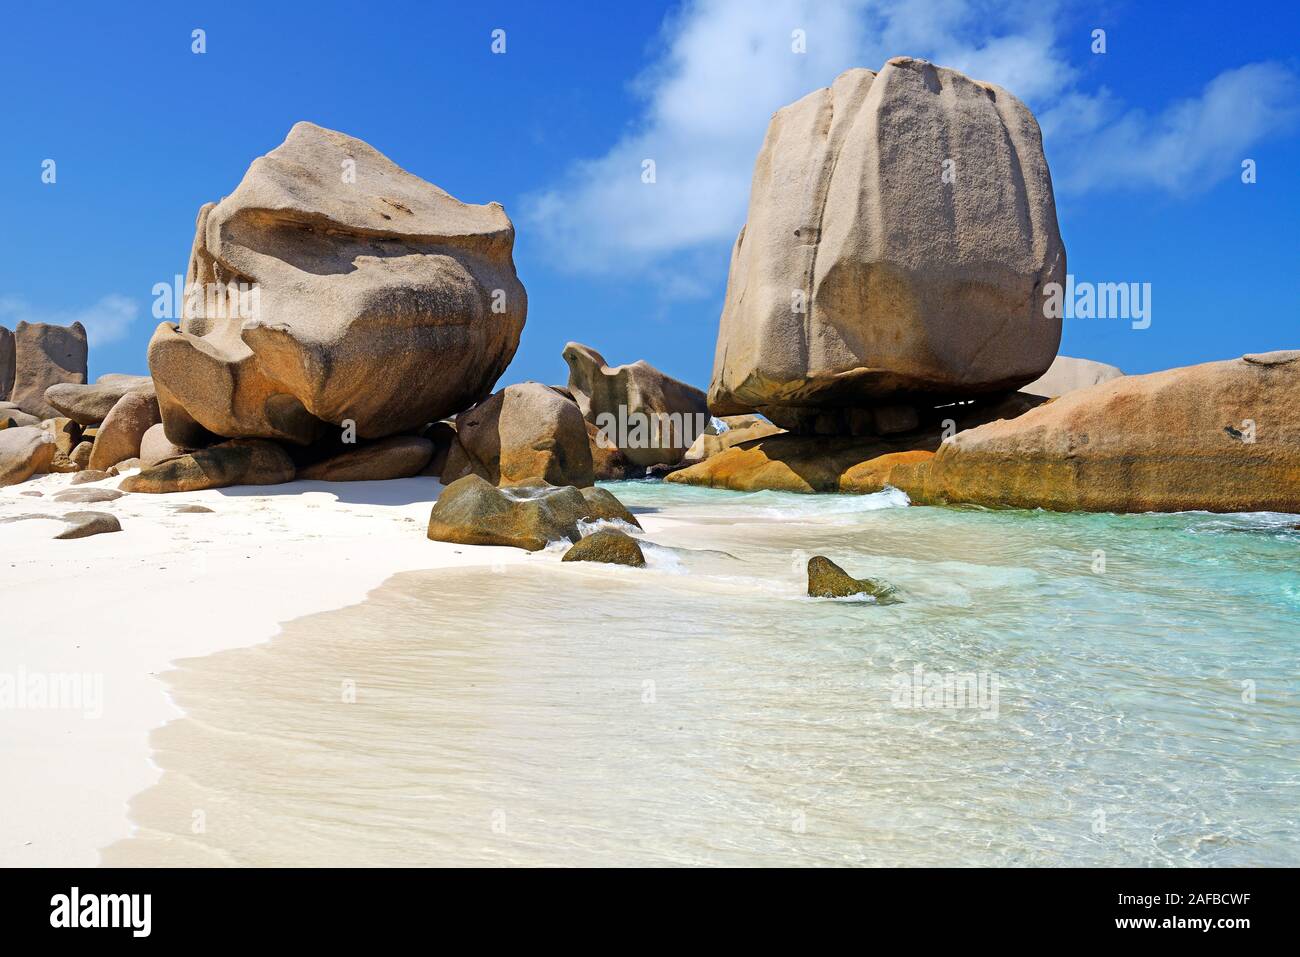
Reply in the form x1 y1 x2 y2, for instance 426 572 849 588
106 483 1300 866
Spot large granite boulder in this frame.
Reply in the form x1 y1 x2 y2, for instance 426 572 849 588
709 58 1064 430
909 351 1300 513
11 321 88 419
0 426 55 486
427 475 639 551
442 382 595 488
563 342 709 467
46 374 154 426
120 438 295 493
1022 355 1124 398
147 122 527 448
89 389 162 470
0 326 13 400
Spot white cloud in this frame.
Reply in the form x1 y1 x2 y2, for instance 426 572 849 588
523 0 1298 287
0 294 140 347
1043 62 1300 194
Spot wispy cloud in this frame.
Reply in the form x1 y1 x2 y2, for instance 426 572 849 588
1043 62 1300 194
523 0 1297 288
0 294 140 347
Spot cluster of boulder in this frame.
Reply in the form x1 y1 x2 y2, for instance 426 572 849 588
0 319 162 488
7 60 1297 532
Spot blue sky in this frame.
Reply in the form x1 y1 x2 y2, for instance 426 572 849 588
2 0 1297 389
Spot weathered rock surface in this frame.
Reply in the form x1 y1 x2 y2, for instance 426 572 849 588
682 415 784 465
442 382 594 488
562 529 647 567
0 326 14 400
298 435 434 482
668 394 1041 493
586 420 639 481
709 58 1064 427
69 441 93 470
1023 355 1124 398
807 556 899 602
1 407 41 428
46 375 154 426
120 438 295 493
563 342 709 467
138 422 188 467
148 121 526 448
89 390 162 471
909 352 1300 513
11 322 88 419
55 511 122 540
427 475 639 551
0 426 55 486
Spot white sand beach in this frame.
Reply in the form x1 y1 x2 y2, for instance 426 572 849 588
0 472 549 866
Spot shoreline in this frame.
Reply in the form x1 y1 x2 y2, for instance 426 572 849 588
0 471 540 867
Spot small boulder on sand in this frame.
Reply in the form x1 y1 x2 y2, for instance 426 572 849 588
54 511 122 540
70 469 112 485
561 529 647 567
120 438 295 493
52 487 124 504
427 475 639 551
138 422 187 467
807 556 899 603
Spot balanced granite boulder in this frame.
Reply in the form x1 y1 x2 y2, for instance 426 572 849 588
120 438 295 493
427 475 639 551
709 58 1064 430
89 389 162 471
909 351 1300 513
563 342 709 467
147 121 527 448
561 528 647 567
46 374 154 426
442 382 594 488
0 426 55 486
297 435 434 481
11 321 88 419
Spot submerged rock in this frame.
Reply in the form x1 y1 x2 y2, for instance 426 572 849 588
427 475 639 551
709 58 1063 426
148 122 526 447
807 556 899 603
120 438 295 493
562 529 646 567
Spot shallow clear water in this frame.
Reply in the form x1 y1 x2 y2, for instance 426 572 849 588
106 483 1300 866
